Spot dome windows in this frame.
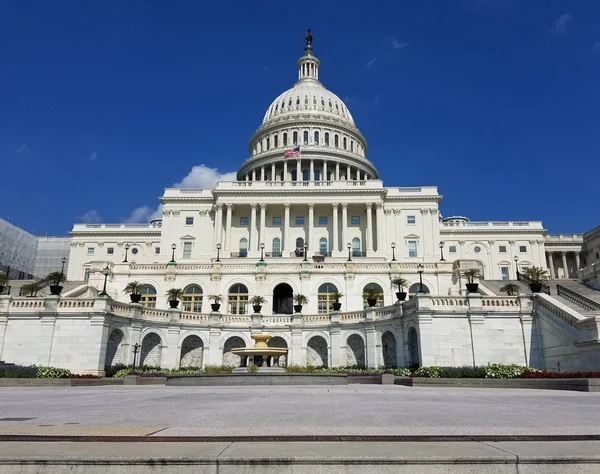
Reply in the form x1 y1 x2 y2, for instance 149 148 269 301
314 131 319 145
293 131 298 145
296 96 300 106
343 137 347 149
266 137 270 150
274 135 278 148
321 97 325 106
335 102 339 111
313 95 317 105
328 99 332 108
303 131 308 145
350 140 354 152
283 133 288 147
324 132 329 146
288 98 292 107
304 95 308 105
334 135 339 147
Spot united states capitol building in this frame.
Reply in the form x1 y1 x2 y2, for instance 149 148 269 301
1 33 599 374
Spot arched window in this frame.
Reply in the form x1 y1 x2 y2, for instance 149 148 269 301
408 283 430 299
328 99 332 108
321 97 325 106
324 132 329 146
228 284 248 315
293 131 298 145
266 137 270 150
302 168 309 181
275 103 278 112
319 237 328 256
283 133 288 147
343 137 347 150
274 135 278 148
334 135 339 147
296 96 300 106
350 140 354 152
303 131 308 145
259 142 262 152
314 131 319 145
304 95 308 105
288 98 292 107
139 285 157 308
335 102 339 110
314 169 321 181
352 237 361 256
291 169 297 181
182 284 203 312
272 238 281 257
318 283 338 314
362 283 384 308
295 237 305 257
239 238 248 257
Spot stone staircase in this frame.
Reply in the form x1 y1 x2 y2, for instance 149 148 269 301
478 279 530 296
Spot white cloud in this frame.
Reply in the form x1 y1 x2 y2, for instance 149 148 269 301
174 164 237 188
391 38 409 50
89 151 97 162
554 13 571 33
81 209 102 223
366 57 377 68
16 143 29 154
122 204 163 224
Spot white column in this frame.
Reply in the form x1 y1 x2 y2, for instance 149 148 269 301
245 174 249 182
561 252 568 279
575 253 581 271
297 159 301 181
332 203 339 253
283 161 288 181
250 204 257 252
548 252 555 279
310 159 314 181
259 203 267 249
214 204 223 250
225 204 233 252
341 203 348 250
323 161 328 181
336 162 340 181
308 203 314 251
375 202 384 252
252 169 256 181
271 163 275 181
347 165 351 180
365 203 374 253
284 203 291 252
260 166 265 181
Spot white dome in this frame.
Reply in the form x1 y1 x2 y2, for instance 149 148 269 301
262 81 355 127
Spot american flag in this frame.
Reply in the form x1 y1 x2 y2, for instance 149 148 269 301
284 146 300 159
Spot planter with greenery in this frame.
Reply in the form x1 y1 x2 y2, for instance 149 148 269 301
124 281 143 303
293 294 308 313
391 277 408 301
249 295 266 313
20 282 40 297
0 272 9 295
208 294 223 312
462 269 480 293
47 271 67 296
166 288 183 309
331 291 343 311
525 266 549 293
363 287 382 307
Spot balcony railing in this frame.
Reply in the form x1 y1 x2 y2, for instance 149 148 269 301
556 285 600 311
230 252 248 258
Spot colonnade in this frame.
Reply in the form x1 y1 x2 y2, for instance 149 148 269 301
243 159 373 183
546 251 581 279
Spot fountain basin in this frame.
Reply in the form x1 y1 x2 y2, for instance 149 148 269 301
231 334 289 373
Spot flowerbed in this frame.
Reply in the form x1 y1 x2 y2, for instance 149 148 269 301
0 364 103 379
111 365 235 378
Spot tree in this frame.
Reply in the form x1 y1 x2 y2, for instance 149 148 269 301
462 269 480 284
166 288 184 301
123 281 143 295
500 283 520 296
526 266 549 283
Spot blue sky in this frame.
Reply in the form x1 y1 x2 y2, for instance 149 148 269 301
1 1 598 236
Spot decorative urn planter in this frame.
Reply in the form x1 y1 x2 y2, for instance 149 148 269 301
367 298 378 307
211 303 221 312
466 283 479 294
0 285 6 295
130 293 142 303
49 285 63 296
396 292 407 301
530 283 543 293
252 305 262 314
293 304 303 313
332 302 342 311
168 299 180 309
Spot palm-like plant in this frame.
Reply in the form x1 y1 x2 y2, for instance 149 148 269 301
526 266 549 283
0 272 9 287
363 287 382 300
166 288 184 301
331 291 344 303
500 283 520 296
47 271 67 286
208 294 223 304
462 269 480 284
249 295 267 305
20 282 40 297
391 277 407 292
123 281 143 295
293 294 308 305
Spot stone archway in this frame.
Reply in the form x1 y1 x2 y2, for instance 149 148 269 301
180 335 204 368
307 335 328 368
140 333 162 367
223 336 246 367
408 328 420 368
267 336 288 367
345 334 365 368
105 329 125 367
273 283 294 314
381 332 397 368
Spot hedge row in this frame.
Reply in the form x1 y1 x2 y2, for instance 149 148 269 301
0 364 73 379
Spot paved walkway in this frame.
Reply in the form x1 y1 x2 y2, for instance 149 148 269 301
1 384 599 437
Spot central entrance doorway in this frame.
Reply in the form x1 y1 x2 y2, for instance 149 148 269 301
273 283 293 314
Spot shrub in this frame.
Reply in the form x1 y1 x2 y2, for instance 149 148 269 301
415 366 444 378
439 366 486 378
485 363 528 379
390 367 412 376
0 364 37 378
522 370 600 378
71 374 101 379
105 363 129 378
201 365 234 374
36 366 71 379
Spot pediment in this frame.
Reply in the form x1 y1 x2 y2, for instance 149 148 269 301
180 234 196 240
404 233 420 239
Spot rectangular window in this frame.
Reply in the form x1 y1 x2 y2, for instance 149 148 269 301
240 217 249 225
296 216 304 225
449 246 457 253
319 216 327 225
107 247 114 255
408 241 417 258
185 217 194 225
183 242 192 259
519 246 527 253
83 268 90 282
272 217 281 225
351 216 360 225
155 247 160 254
499 246 507 253
87 248 94 255
407 215 416 225
501 267 510 280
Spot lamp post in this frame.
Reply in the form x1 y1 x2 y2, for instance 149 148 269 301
216 243 221 263
514 255 519 280
439 241 445 261
99 265 110 296
391 242 396 262
303 244 308 262
60 257 67 275
260 243 265 262
417 263 424 293
347 242 352 262
132 343 140 368
123 243 130 263
170 243 177 263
